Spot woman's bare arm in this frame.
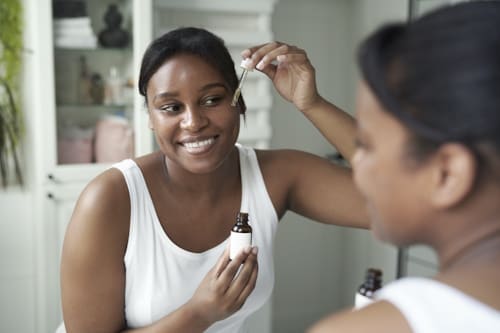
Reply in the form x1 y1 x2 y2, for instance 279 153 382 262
61 169 258 333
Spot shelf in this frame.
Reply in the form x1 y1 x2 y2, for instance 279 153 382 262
57 103 132 110
156 27 272 46
54 46 133 53
154 0 277 13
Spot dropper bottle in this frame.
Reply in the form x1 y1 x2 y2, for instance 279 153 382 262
354 268 383 309
229 212 253 260
231 58 254 107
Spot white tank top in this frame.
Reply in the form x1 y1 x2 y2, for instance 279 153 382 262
376 277 500 333
113 144 278 332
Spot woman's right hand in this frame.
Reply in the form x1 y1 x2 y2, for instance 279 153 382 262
241 42 321 113
187 245 259 326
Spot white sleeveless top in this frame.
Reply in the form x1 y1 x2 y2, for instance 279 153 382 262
114 144 278 332
376 277 500 333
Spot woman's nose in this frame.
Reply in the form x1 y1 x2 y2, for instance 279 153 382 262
180 106 208 132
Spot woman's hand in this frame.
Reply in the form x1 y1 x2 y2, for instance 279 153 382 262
241 42 323 113
186 245 259 326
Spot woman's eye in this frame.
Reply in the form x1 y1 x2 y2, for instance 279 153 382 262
159 104 181 113
202 96 222 107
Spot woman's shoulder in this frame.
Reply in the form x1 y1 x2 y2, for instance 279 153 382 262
80 164 130 209
67 161 133 241
307 300 412 333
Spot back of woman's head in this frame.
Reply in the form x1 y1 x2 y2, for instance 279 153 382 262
138 27 246 112
358 1 500 168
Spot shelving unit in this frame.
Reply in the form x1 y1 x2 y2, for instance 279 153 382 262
30 0 153 331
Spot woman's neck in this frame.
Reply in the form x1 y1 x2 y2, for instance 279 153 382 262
161 147 240 198
436 220 500 271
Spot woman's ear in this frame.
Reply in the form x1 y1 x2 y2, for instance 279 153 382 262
430 143 477 208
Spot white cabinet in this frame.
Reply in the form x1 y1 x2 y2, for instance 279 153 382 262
39 0 153 183
31 0 153 331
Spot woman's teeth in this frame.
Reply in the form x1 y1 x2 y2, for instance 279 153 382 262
183 137 215 152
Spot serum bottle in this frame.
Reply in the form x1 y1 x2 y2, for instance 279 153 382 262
354 268 383 309
229 212 252 260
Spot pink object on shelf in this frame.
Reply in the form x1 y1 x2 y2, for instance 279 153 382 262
94 115 134 163
57 126 94 164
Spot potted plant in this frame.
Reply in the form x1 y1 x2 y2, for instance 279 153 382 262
0 0 24 188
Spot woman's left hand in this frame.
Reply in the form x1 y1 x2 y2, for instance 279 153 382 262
241 42 322 113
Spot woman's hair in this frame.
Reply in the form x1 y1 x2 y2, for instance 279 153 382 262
138 27 246 114
358 1 500 168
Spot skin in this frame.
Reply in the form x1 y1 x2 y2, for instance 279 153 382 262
61 43 368 332
308 82 500 333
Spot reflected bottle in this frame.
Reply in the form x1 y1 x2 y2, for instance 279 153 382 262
104 66 123 105
77 55 92 104
354 268 383 309
229 212 252 260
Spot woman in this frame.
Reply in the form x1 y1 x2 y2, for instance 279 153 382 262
60 27 367 332
309 2 500 332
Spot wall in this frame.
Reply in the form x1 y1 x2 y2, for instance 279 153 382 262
0 0 38 331
270 1 353 332
0 192 35 332
335 0 408 308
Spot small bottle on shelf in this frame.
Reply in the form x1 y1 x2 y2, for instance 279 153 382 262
354 268 383 309
104 66 123 105
77 55 92 104
229 212 252 260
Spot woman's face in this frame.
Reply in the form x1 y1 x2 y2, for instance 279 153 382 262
352 82 432 245
146 53 240 174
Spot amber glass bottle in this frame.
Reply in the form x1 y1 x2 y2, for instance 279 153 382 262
354 268 383 309
229 212 252 260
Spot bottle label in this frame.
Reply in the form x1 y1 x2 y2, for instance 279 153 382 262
229 232 252 260
354 293 373 309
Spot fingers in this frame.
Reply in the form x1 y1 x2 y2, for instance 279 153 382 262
217 246 252 289
230 247 259 307
214 243 231 278
234 258 258 308
226 247 258 295
240 42 306 78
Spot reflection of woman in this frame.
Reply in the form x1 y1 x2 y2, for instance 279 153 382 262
310 2 500 332
60 27 367 332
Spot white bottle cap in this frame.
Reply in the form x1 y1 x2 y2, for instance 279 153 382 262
240 58 254 71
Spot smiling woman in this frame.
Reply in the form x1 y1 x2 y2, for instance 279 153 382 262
146 53 240 174
58 27 369 333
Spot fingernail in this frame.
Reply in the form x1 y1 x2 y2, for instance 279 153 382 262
243 246 252 254
277 55 286 62
256 60 265 70
252 246 259 255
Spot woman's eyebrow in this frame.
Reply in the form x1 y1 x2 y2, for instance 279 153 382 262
199 82 227 92
152 91 178 103
152 83 227 103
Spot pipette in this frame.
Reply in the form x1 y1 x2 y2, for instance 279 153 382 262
231 58 254 107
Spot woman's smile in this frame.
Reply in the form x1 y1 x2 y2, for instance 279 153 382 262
179 135 219 155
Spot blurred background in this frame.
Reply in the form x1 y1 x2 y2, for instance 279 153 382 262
2 0 471 332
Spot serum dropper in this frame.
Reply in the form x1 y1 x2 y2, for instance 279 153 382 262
229 212 253 260
231 58 254 107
